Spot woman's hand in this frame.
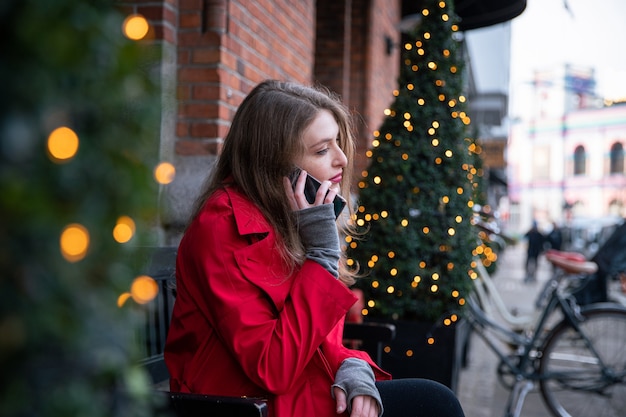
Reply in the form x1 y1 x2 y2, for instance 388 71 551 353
284 169 339 211
333 387 380 417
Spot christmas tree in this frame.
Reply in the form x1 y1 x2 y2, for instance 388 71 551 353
347 0 480 323
0 1 164 416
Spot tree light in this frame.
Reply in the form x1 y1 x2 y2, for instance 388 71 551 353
113 215 136 243
154 161 176 184
123 14 150 41
47 126 79 162
60 223 89 262
130 275 159 304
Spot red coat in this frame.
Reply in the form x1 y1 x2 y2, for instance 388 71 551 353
164 186 391 417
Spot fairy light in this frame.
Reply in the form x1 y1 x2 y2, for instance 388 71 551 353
122 14 150 40
154 161 176 184
130 275 159 304
115 217 137 245
47 126 79 162
60 223 90 262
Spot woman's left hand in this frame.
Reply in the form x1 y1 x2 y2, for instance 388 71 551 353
333 387 380 417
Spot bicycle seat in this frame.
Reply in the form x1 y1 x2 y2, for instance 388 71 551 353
545 250 598 274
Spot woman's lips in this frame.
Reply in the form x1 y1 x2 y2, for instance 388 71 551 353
330 174 342 183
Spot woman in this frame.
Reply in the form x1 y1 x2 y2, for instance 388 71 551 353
164 80 465 417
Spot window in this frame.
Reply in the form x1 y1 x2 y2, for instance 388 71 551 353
609 142 624 174
609 199 624 217
573 145 586 175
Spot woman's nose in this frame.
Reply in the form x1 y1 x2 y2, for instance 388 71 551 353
335 148 348 168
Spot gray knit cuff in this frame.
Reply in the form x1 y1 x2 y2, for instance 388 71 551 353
295 204 340 278
332 358 383 416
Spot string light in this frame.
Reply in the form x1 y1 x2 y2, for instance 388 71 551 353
154 161 176 184
113 215 136 243
122 14 150 41
47 126 79 162
60 223 90 262
130 275 159 304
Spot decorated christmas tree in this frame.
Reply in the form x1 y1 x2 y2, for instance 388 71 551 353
0 1 164 416
347 0 480 323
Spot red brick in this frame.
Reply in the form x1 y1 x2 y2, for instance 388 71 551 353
190 122 218 138
179 103 219 119
175 139 222 156
179 67 220 83
176 122 190 137
192 48 221 64
137 5 163 21
192 85 220 101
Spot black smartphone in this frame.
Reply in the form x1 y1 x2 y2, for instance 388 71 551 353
289 168 346 218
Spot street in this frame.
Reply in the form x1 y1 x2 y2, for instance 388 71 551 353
458 243 561 417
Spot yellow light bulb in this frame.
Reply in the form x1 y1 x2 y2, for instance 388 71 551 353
47 126 79 162
154 162 176 184
113 215 136 243
131 275 159 304
122 14 150 41
60 223 89 262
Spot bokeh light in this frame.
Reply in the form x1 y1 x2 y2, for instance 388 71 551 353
60 223 90 262
113 215 136 243
122 14 149 40
117 292 132 307
130 275 159 304
47 126 79 162
154 161 176 184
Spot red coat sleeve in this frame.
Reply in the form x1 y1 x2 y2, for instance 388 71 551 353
172 192 361 394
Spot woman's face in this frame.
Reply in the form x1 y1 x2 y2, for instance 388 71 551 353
294 109 347 192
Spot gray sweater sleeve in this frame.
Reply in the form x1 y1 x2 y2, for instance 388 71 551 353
332 358 384 416
295 204 341 278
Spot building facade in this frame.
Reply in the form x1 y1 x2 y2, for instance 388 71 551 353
506 65 626 238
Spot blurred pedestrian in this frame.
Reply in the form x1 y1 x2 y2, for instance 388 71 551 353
546 221 563 273
547 221 562 251
524 220 545 283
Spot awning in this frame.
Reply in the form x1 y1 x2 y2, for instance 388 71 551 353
403 0 527 31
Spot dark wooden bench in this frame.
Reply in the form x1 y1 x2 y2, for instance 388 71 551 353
137 246 395 417
152 391 268 417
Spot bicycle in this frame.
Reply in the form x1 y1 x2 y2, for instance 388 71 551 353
465 249 626 417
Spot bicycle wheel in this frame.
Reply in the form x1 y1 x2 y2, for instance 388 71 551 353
539 305 626 417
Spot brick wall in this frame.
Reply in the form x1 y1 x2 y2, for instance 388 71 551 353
119 0 401 241
315 0 400 179
175 0 316 158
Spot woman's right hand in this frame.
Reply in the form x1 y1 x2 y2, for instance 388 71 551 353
284 169 339 212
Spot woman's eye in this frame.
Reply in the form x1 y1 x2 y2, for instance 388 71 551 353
316 148 329 155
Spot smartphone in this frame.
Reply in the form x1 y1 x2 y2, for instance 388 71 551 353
289 168 346 218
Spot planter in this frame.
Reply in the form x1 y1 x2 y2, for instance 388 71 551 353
361 318 470 393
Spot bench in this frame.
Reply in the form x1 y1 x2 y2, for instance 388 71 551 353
137 246 395 417
153 391 269 417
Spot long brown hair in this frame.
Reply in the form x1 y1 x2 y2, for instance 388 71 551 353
189 80 357 285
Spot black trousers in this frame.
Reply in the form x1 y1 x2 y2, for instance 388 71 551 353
376 379 465 417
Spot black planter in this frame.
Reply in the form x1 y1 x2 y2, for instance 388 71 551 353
361 318 469 393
